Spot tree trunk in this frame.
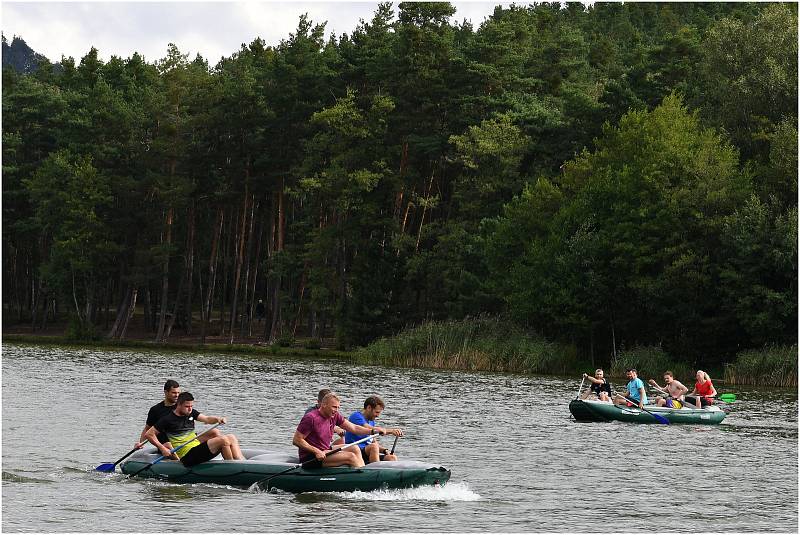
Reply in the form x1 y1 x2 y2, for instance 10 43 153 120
201 208 224 345
229 189 250 344
292 266 308 336
269 184 285 341
108 285 131 339
120 288 138 340
155 207 174 342
184 202 196 335
238 193 257 338
246 208 264 337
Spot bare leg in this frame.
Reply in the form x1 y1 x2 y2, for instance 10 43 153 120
228 434 244 460
365 442 380 464
206 435 236 460
322 450 364 468
198 429 222 444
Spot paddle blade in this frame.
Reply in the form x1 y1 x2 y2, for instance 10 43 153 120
652 413 670 425
95 463 116 472
719 393 736 402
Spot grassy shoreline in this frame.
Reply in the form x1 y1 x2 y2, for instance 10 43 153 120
5 327 796 388
1 334 351 360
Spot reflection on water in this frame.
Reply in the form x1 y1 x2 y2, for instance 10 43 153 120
1 344 797 532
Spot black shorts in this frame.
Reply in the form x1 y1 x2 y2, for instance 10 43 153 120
181 442 215 467
360 448 388 464
300 457 322 469
686 396 713 407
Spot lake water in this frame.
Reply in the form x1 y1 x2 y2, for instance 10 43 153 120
2 344 797 532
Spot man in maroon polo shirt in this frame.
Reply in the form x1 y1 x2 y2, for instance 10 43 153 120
293 392 397 468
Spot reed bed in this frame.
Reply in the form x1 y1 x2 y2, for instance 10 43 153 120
609 346 693 383
724 345 798 387
353 316 578 375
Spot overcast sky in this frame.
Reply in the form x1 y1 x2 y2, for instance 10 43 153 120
2 1 519 65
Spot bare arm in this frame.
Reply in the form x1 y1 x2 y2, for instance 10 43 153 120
136 424 151 448
144 426 176 459
341 419 377 436
293 430 326 461
583 373 603 385
196 413 226 425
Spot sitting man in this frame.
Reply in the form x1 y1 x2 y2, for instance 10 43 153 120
648 371 688 408
305 388 345 445
146 391 244 467
612 368 647 409
294 392 396 468
580 369 612 401
344 396 404 464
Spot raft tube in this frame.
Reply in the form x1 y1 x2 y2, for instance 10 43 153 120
121 448 450 492
569 399 726 425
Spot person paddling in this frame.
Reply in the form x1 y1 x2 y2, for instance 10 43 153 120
648 371 688 408
146 391 244 467
344 396 403 464
612 368 647 408
293 392 391 468
306 388 345 446
135 380 222 451
685 370 717 408
581 369 612 401
134 380 180 450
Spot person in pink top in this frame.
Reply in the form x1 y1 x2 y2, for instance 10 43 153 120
685 370 717 408
293 392 392 468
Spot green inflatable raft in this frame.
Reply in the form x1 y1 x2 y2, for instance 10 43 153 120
121 448 450 492
569 399 726 425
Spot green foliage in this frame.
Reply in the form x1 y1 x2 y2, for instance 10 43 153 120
355 316 578 374
487 94 754 361
303 338 322 350
65 315 101 341
276 335 295 347
2 3 795 377
609 345 692 384
719 196 797 346
724 345 798 387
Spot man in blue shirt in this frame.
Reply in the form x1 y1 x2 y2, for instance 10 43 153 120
613 368 648 408
344 396 403 464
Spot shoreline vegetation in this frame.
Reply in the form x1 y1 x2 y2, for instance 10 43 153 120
7 317 794 387
3 4 797 385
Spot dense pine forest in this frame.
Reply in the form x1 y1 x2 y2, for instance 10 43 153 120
3 2 797 371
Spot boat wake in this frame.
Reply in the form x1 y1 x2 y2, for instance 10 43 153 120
2 471 54 484
328 481 480 502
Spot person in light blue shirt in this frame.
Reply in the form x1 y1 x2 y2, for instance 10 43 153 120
345 396 403 464
613 368 648 408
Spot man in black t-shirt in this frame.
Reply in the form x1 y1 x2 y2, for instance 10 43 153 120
146 391 245 467
136 380 223 451
135 379 181 450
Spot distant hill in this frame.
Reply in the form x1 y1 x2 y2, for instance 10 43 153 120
2 34 53 73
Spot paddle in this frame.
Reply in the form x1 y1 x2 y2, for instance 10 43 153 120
651 384 735 404
127 423 222 479
623 396 669 425
389 435 400 455
575 375 586 400
96 440 149 473
250 433 378 492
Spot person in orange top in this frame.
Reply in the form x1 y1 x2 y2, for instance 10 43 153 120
685 370 717 408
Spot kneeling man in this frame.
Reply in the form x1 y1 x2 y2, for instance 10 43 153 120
146 391 244 467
